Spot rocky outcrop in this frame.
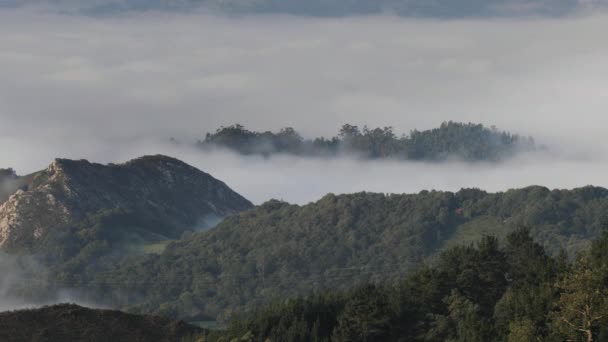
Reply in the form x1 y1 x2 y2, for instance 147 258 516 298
0 155 252 251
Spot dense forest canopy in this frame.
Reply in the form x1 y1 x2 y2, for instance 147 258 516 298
58 186 608 322
209 229 608 342
198 122 536 161
8 230 608 341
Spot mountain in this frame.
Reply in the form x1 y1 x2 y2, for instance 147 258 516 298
103 186 608 321
0 155 254 310
199 122 537 162
0 155 252 252
0 304 205 342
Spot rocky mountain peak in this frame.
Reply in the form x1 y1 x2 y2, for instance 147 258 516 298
0 155 253 251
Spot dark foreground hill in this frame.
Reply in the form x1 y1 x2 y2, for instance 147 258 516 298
0 304 205 342
104 186 608 321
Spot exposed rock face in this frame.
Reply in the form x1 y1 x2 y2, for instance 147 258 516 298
0 155 252 251
0 304 205 342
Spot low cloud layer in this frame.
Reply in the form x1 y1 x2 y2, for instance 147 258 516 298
0 251 102 312
4 140 605 205
1 9 608 204
4 0 608 17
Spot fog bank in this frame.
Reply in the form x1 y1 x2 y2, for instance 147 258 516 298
3 139 605 204
1 10 607 204
1 11 608 142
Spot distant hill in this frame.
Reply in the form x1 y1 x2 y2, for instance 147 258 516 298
0 155 252 252
198 122 536 162
104 186 608 321
0 304 205 342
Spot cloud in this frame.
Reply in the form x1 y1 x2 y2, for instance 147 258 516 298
3 138 605 205
162 148 608 205
0 251 106 312
0 9 608 204
5 0 608 17
0 252 46 311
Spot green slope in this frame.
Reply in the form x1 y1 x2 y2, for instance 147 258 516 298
101 186 608 321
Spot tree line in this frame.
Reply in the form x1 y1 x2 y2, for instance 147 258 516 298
197 121 536 161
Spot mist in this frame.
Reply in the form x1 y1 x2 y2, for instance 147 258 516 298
1 8 608 204
1 8 608 321
0 251 105 312
3 139 606 205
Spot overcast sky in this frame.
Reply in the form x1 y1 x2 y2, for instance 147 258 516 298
1 8 608 203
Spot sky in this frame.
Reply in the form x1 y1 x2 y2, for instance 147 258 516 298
1 8 608 204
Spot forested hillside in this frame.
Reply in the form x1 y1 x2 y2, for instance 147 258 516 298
0 156 253 307
4 157 606 332
100 186 608 321
211 229 608 342
198 122 536 161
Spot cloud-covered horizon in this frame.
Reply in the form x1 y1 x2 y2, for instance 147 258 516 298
1 9 608 204
4 0 608 17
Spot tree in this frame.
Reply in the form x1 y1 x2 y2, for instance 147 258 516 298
338 124 361 140
507 319 539 342
554 258 608 342
425 290 492 342
332 284 391 342
199 122 535 161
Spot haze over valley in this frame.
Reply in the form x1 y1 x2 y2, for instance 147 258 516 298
2 2 608 341
2 6 608 204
